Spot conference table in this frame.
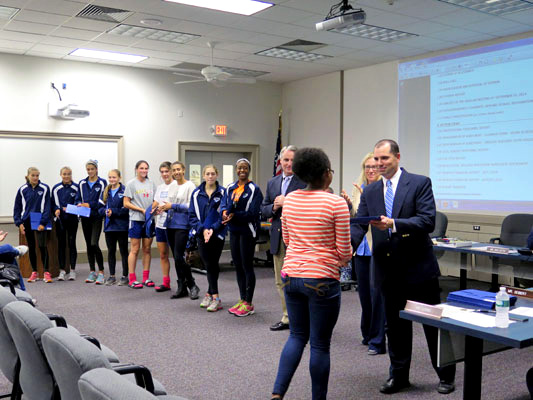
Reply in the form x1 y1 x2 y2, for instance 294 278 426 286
433 242 533 291
400 298 533 400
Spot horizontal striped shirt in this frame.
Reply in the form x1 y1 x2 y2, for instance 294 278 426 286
281 190 352 280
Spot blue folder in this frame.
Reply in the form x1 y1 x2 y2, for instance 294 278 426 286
29 212 52 231
352 216 381 224
145 205 155 236
66 204 91 217
447 289 517 310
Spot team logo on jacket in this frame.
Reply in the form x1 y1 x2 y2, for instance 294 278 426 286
37 191 43 195
118 194 124 198
70 193 76 197
214 197 220 203
242 193 249 198
95 187 101 192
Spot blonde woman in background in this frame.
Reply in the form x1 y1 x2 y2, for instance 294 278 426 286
347 152 386 356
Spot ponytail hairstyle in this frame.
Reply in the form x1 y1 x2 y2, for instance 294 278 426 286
202 164 218 176
25 167 40 184
103 169 122 203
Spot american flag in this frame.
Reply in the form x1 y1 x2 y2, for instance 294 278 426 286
273 111 282 177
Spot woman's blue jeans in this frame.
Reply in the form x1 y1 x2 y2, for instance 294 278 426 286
273 276 341 400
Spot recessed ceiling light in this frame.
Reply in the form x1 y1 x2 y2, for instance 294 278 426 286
69 48 148 63
331 24 418 42
162 0 273 16
0 5 20 20
437 0 533 15
140 18 163 26
108 24 200 44
256 47 330 62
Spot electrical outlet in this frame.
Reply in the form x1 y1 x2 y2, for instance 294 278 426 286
473 225 480 231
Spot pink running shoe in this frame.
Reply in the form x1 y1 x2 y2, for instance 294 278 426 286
27 271 39 282
234 302 255 317
43 272 53 283
228 300 243 315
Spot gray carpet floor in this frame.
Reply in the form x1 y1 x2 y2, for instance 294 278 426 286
2 251 532 400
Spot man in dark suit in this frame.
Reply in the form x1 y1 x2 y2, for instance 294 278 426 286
261 145 306 331
351 139 456 395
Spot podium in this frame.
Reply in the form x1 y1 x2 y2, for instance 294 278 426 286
18 225 59 278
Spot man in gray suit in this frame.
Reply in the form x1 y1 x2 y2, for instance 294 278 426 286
261 145 306 331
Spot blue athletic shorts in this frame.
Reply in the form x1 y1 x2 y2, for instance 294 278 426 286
155 227 168 243
128 220 154 239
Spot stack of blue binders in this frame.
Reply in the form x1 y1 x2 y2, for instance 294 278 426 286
447 289 517 310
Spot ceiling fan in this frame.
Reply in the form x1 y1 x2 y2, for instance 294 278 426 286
173 42 256 86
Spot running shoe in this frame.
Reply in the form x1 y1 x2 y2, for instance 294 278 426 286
95 273 105 285
118 276 129 286
200 294 212 308
234 302 254 317
43 272 53 283
105 276 117 286
85 271 97 283
207 298 223 312
228 300 244 315
27 271 39 282
68 270 76 281
57 270 66 281
15 245 28 257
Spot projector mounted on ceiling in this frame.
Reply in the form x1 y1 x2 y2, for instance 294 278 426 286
316 0 366 31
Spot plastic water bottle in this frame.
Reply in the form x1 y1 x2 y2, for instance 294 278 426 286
495 286 510 328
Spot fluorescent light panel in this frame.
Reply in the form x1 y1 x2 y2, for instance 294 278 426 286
108 24 200 44
69 48 148 63
0 5 19 19
437 0 533 15
331 24 418 42
163 0 273 16
256 47 330 62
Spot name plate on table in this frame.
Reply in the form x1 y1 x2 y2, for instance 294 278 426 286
404 300 443 319
506 287 533 300
486 246 511 255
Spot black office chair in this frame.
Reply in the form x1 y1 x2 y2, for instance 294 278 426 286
430 211 448 239
431 211 448 263
489 213 533 290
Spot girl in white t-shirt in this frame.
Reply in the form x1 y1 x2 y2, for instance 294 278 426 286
164 161 198 299
152 161 176 292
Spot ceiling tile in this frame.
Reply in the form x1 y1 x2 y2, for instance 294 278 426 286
0 38 34 50
51 27 102 40
62 18 118 32
24 0 85 16
25 51 64 59
282 0 334 14
4 20 57 35
91 33 141 46
467 18 526 34
397 20 452 35
365 12 421 30
38 36 89 48
255 5 317 24
0 30 45 43
429 9 490 27
29 43 74 55
395 1 458 19
14 9 70 25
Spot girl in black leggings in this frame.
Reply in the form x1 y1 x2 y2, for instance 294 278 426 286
78 160 107 285
221 159 263 317
100 169 129 286
13 167 51 283
188 165 227 312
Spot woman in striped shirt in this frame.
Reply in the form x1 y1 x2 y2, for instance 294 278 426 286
272 148 352 400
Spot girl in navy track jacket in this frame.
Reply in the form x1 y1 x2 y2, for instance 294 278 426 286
99 169 129 286
52 166 79 281
221 158 263 317
13 167 52 283
188 164 227 312
78 160 107 285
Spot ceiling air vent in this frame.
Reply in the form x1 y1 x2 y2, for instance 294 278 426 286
76 5 133 23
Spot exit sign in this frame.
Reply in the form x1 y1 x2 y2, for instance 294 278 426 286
214 125 227 136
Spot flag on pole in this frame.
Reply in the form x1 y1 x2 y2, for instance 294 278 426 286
273 110 282 177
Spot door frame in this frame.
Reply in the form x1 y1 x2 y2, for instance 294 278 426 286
177 141 260 183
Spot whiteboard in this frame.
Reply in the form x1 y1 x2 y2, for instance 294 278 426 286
0 133 122 219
